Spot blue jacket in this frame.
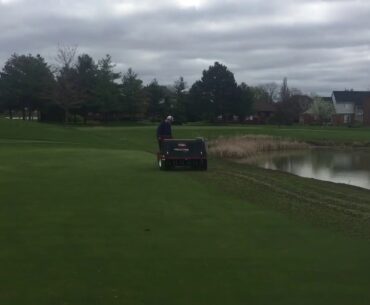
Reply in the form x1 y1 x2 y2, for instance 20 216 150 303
157 121 172 138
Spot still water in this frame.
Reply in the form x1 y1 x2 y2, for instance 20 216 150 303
253 149 370 190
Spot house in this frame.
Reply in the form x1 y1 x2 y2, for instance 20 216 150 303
300 96 332 125
300 108 316 125
332 91 370 125
245 100 277 124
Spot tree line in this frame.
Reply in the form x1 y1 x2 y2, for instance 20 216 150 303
0 47 321 124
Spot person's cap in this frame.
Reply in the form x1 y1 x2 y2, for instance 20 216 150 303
166 115 174 121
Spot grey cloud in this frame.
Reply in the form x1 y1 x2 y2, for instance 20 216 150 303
1 0 370 95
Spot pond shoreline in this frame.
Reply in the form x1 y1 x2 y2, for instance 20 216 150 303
243 147 370 190
209 135 370 160
209 135 370 190
306 140 370 149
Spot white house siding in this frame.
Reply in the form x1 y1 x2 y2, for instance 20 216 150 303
335 102 354 114
332 93 354 114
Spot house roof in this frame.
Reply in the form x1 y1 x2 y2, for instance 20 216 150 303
304 108 315 115
254 100 276 112
332 91 370 105
322 97 332 103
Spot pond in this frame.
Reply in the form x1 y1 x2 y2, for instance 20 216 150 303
252 148 370 190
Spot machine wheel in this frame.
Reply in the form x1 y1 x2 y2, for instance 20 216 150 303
158 159 165 170
200 159 208 171
158 159 172 170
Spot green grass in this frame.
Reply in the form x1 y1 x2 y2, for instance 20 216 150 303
1 119 370 304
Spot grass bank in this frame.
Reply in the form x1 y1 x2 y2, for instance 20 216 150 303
1 120 370 305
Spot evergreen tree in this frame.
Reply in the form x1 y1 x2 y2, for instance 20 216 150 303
191 62 239 121
121 68 145 120
0 53 54 120
95 55 121 121
74 54 98 122
236 83 254 120
279 77 291 103
188 80 206 121
145 79 165 120
172 76 187 123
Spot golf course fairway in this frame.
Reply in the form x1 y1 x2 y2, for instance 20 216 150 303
1 119 370 305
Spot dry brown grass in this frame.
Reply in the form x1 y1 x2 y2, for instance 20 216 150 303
209 135 310 159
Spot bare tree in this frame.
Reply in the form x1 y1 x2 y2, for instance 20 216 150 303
258 82 278 103
55 45 78 69
174 76 187 95
290 87 302 96
54 45 80 123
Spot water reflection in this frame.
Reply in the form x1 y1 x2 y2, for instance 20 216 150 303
253 149 370 190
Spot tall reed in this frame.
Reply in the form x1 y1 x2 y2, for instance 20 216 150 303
209 135 309 159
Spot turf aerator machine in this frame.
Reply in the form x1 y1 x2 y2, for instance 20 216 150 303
157 138 208 170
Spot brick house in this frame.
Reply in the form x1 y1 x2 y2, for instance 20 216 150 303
332 91 370 125
245 100 277 124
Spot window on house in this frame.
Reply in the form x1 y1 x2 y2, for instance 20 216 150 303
355 106 363 115
344 114 351 123
355 106 364 122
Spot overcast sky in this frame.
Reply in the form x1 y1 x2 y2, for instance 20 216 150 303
1 0 370 95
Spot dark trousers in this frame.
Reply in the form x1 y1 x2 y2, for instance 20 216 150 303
158 136 171 150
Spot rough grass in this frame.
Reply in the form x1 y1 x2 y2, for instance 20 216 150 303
209 135 310 159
